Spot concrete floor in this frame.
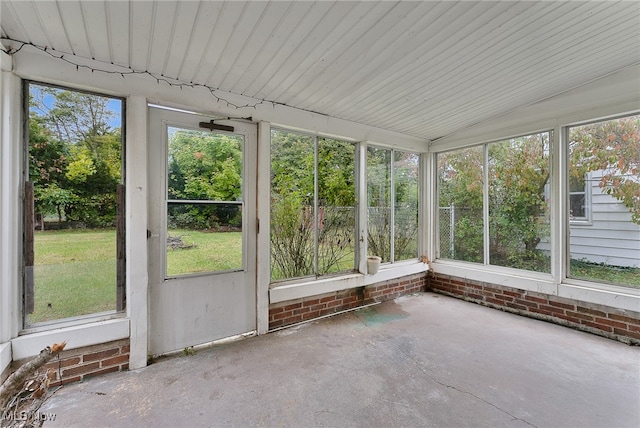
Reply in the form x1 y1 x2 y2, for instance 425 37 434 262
41 292 639 428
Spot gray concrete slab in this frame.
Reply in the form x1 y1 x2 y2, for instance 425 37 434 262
40 292 639 428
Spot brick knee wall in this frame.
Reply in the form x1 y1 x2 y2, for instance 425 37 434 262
10 339 130 387
269 273 427 330
428 273 640 345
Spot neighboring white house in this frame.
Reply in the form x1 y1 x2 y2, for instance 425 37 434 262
567 170 640 269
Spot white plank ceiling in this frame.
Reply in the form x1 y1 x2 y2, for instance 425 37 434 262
2 1 639 140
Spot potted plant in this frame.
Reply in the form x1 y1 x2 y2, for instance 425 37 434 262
367 256 382 275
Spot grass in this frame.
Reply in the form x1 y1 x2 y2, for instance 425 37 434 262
166 230 242 276
31 229 117 324
29 229 640 323
570 259 640 288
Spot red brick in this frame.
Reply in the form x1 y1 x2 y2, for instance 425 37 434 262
45 356 81 371
55 375 81 386
515 299 540 310
272 311 292 320
628 324 640 333
485 297 504 306
102 355 129 367
547 301 574 310
608 313 640 325
303 298 320 307
523 295 547 304
614 328 640 340
465 293 483 300
575 306 605 317
506 302 527 311
566 311 594 322
594 317 627 329
270 306 285 314
538 304 565 315
83 348 119 363
62 362 100 377
556 313 580 324
492 294 514 302
84 366 120 380
581 321 612 332
284 303 302 311
293 307 310 316
320 296 335 303
503 290 523 298
120 344 130 354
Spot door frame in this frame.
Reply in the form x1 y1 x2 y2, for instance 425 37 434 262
147 106 257 355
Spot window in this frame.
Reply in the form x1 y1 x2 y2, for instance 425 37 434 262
488 133 551 272
166 127 244 276
270 130 356 281
437 146 484 263
569 175 589 221
437 132 551 273
25 82 124 325
367 147 419 263
568 115 640 287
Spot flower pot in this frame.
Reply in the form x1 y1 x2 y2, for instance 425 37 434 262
367 256 382 275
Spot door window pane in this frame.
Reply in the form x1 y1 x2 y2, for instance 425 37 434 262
166 128 244 276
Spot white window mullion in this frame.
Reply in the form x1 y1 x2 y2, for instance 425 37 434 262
390 149 395 263
313 136 319 276
483 144 490 265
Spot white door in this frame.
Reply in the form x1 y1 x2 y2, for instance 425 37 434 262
148 107 257 355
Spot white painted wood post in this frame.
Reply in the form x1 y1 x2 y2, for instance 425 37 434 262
126 96 149 369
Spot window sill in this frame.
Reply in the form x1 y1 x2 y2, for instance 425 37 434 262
11 318 130 360
269 261 429 304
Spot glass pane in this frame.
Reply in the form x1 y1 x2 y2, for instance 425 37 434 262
166 202 243 276
318 138 356 275
568 115 640 288
168 128 243 201
488 133 551 273
367 147 392 263
394 151 419 261
437 146 484 263
28 84 123 324
569 194 586 219
270 130 315 280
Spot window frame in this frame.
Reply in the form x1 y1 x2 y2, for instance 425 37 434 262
22 80 127 331
269 127 359 284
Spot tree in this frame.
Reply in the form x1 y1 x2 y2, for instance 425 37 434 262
569 115 640 224
29 84 122 228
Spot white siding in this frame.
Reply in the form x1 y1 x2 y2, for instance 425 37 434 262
569 171 640 268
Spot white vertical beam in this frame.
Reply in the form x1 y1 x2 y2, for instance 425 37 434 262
421 152 435 263
552 124 565 289
357 142 368 273
126 96 149 369
256 121 271 334
1 65 21 345
482 144 490 265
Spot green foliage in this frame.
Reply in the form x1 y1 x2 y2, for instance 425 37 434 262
569 115 640 224
488 134 550 271
270 131 356 280
438 135 552 271
29 84 122 228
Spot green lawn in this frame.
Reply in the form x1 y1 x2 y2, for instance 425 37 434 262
29 229 640 323
166 230 243 276
31 229 117 324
